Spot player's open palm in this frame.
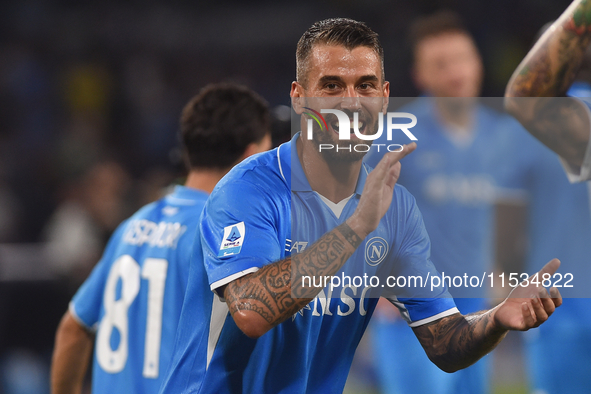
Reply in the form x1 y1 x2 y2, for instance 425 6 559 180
350 143 416 237
493 259 562 331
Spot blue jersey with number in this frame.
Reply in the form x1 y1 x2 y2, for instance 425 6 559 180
159 133 457 394
70 186 208 393
365 99 526 306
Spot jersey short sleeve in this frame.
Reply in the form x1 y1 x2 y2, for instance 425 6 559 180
201 178 283 294
561 97 591 182
385 191 458 327
69 220 129 330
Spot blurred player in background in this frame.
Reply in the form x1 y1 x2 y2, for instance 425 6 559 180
364 11 528 394
505 0 591 182
160 18 562 394
50 83 271 394
505 6 591 392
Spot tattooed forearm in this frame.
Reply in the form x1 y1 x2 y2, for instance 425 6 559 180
224 222 362 332
505 0 591 167
507 0 591 98
412 312 507 373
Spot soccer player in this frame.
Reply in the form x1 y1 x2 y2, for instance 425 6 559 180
363 11 526 394
505 18 591 394
50 83 272 394
505 0 591 182
161 18 562 394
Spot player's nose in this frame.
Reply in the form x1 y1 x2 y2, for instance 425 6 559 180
340 91 362 111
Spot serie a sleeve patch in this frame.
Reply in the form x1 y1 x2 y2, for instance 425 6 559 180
218 222 246 257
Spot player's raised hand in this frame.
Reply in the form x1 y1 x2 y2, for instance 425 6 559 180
347 143 416 238
492 259 563 331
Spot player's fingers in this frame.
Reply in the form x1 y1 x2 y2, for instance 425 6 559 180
535 285 556 317
549 286 563 308
521 301 535 329
380 143 417 168
530 293 549 326
538 291 556 316
533 258 560 279
370 143 415 187
384 161 402 189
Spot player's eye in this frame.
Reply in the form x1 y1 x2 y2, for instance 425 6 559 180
325 83 339 90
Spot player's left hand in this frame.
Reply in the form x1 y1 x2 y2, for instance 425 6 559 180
492 258 562 331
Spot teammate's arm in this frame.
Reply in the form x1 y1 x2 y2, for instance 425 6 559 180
51 311 94 394
505 0 591 167
412 259 562 373
222 144 416 338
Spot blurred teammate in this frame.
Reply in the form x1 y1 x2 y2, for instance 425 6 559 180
50 83 271 394
506 16 591 394
160 18 561 394
505 0 591 182
364 11 526 394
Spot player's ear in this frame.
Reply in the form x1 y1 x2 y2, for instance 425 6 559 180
291 81 305 115
382 81 390 113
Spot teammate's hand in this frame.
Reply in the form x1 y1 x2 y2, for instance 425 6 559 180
347 143 416 238
492 259 562 331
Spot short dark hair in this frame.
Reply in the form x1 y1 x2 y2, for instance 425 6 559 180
296 18 385 86
409 11 471 53
180 83 270 170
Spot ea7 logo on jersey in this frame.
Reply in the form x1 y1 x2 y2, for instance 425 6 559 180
285 239 308 254
218 222 245 257
365 237 388 266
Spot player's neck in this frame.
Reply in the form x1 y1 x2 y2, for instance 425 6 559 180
184 168 229 194
297 137 361 203
434 97 475 131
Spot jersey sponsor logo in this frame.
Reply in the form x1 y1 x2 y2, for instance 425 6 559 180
292 286 372 321
285 239 308 253
290 240 308 253
162 206 179 216
365 237 388 266
123 220 187 249
219 222 245 256
424 174 496 204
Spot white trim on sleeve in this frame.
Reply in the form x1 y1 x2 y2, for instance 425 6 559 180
68 302 98 333
560 101 591 183
210 266 260 298
408 307 460 328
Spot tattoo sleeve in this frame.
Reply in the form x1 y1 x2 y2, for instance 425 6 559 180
505 0 591 167
412 311 507 373
224 221 363 332
507 0 591 98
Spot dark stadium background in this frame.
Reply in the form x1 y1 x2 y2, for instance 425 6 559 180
0 1 573 393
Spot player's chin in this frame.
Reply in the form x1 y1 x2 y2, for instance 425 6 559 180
320 142 368 162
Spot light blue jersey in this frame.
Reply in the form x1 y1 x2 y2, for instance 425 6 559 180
521 83 591 394
70 186 208 394
365 99 526 302
365 99 526 394
160 133 457 394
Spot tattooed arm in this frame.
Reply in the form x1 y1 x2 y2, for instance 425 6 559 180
505 0 591 167
222 221 362 338
413 259 563 373
221 144 416 338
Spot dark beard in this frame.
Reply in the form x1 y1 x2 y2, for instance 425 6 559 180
312 131 368 162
